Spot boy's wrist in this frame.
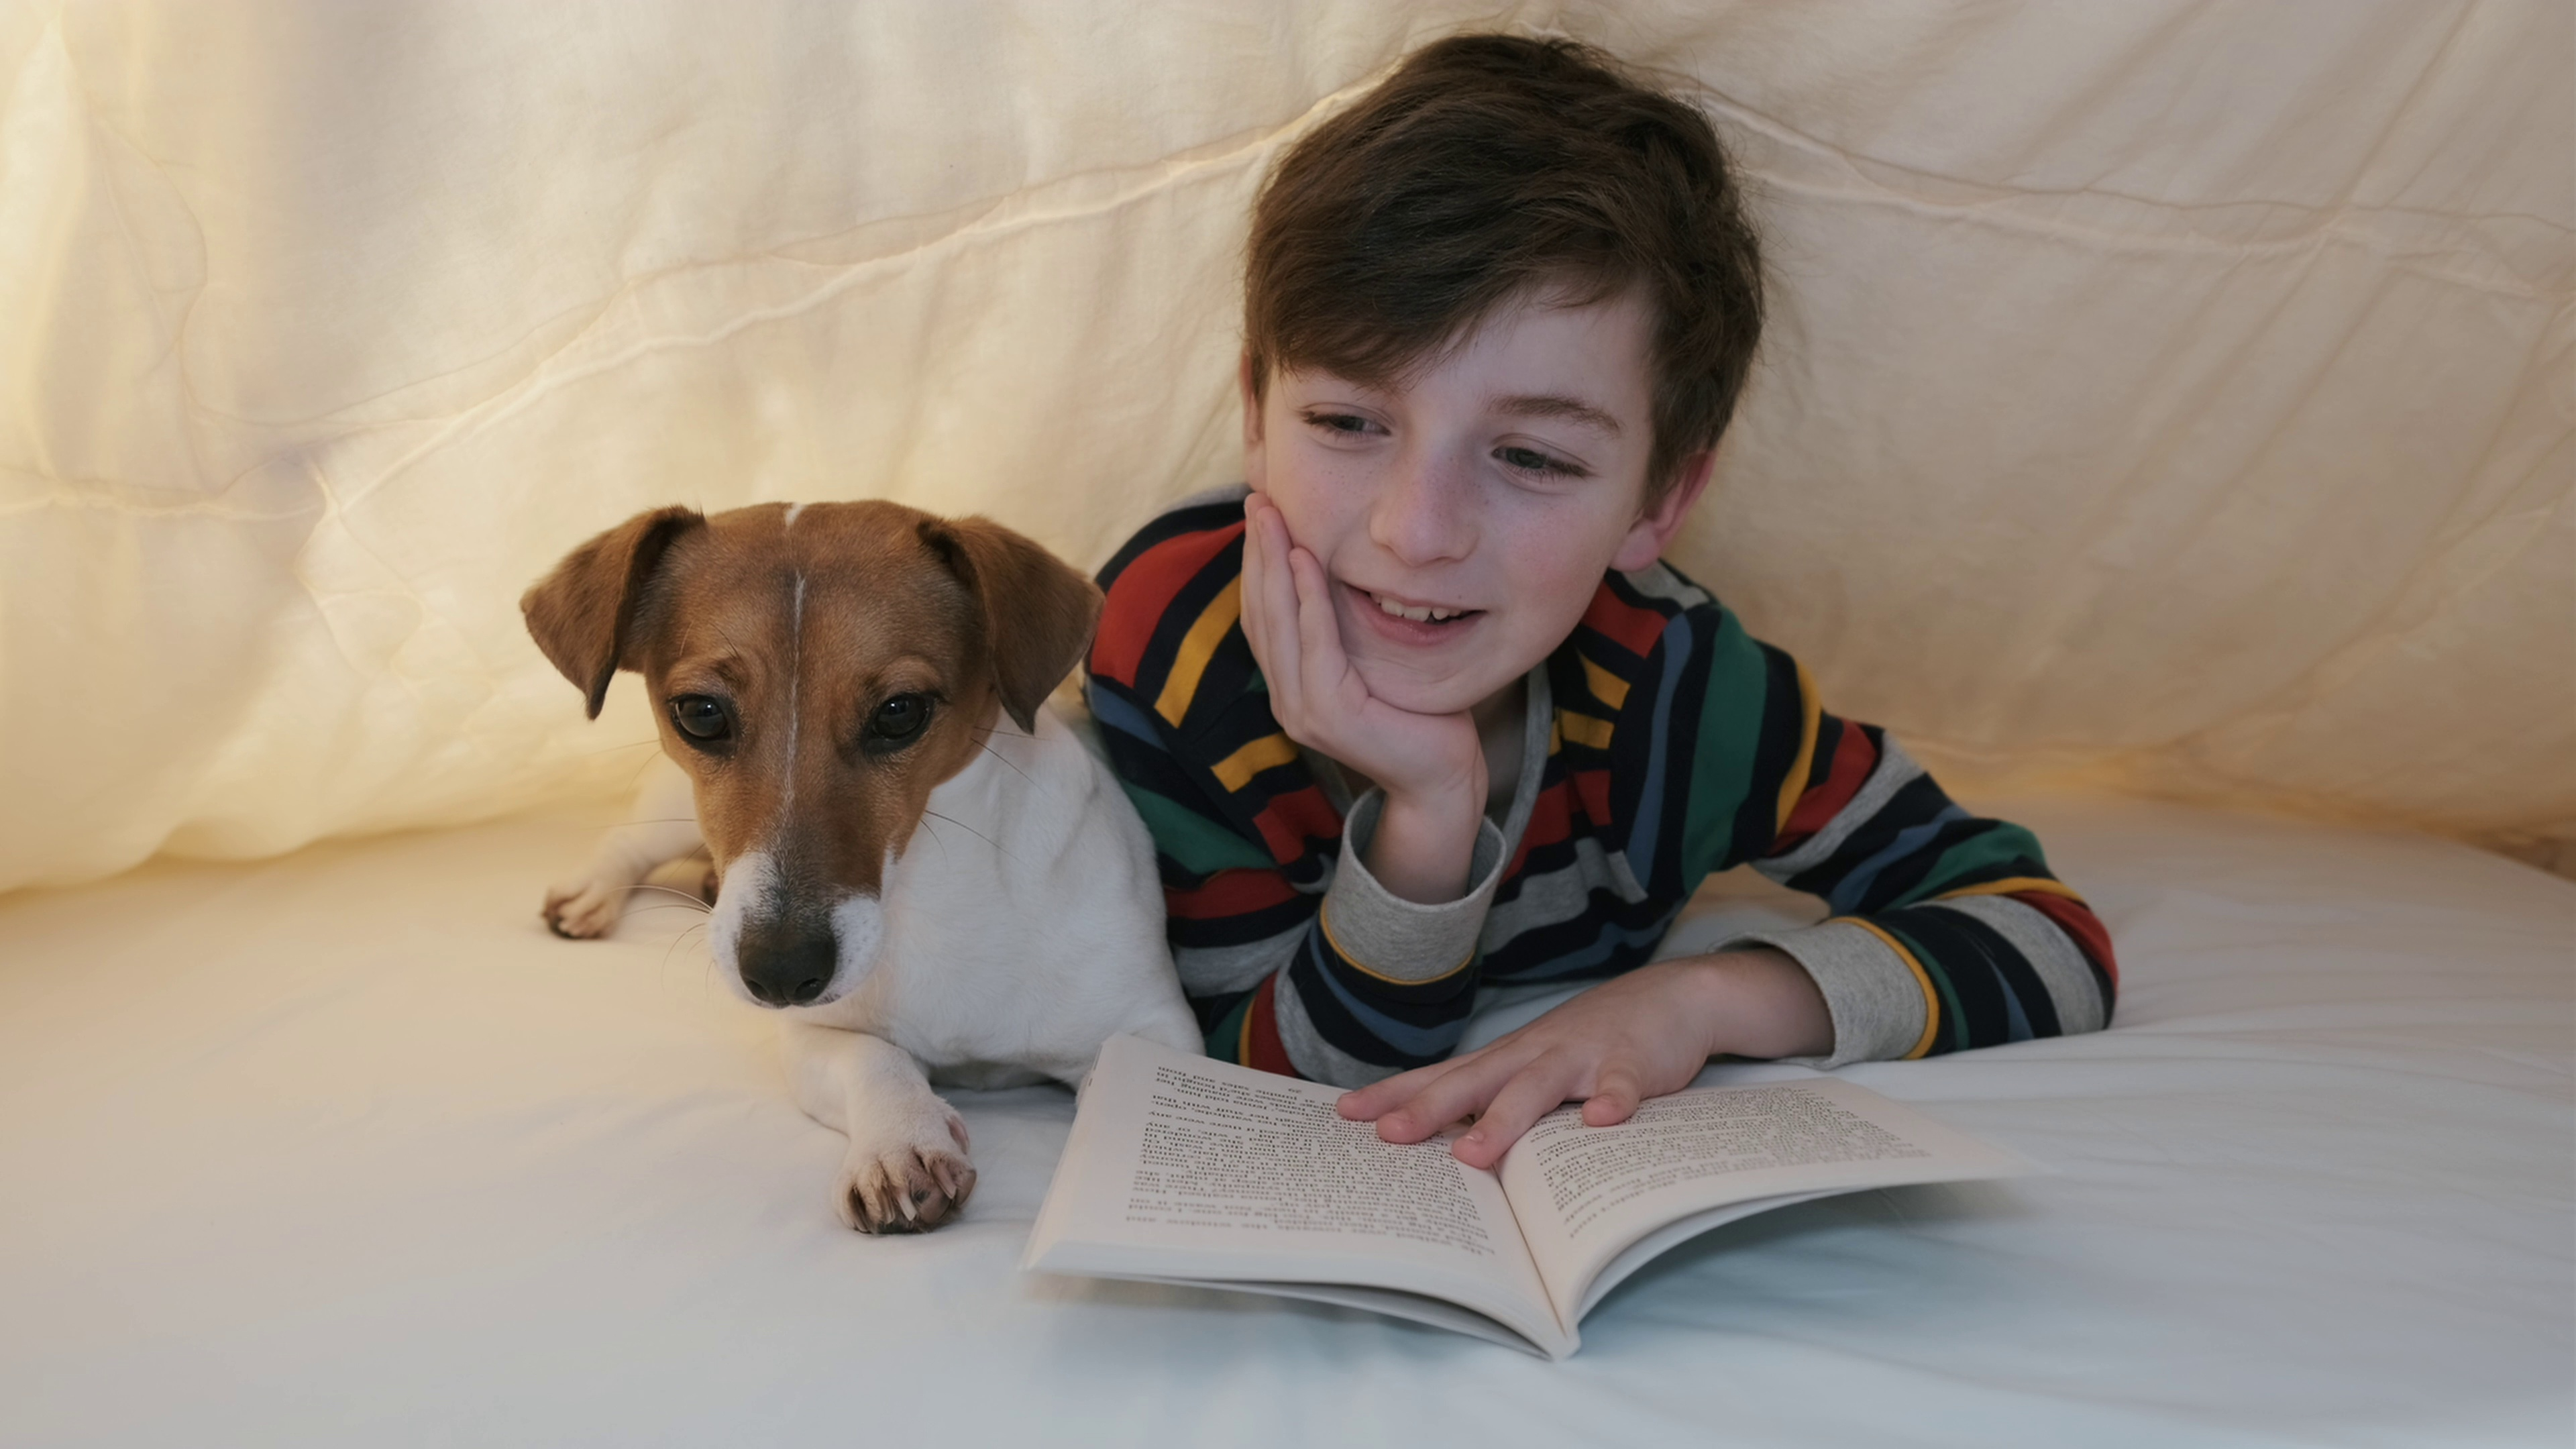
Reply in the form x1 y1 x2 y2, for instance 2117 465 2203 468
1668 949 1835 1061
1364 778 1486 904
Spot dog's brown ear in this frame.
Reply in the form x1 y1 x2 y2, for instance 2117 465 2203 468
920 516 1103 733
521 506 704 719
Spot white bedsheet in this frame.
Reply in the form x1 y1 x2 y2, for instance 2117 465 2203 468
1 795 2567 1446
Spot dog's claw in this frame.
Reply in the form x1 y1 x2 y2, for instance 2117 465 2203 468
540 879 624 939
833 1136 975 1234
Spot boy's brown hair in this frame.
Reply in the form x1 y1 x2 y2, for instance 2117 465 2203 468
1244 34 1764 497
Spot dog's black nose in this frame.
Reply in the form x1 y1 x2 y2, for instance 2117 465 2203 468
739 925 836 1006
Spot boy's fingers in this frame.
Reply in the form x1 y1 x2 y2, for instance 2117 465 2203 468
1373 1048 1525 1144
1243 511 1303 717
1454 1064 1578 1169
1285 546 1348 694
1338 1061 1448 1120
1580 1067 1644 1127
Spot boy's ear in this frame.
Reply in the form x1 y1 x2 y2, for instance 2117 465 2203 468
521 506 704 719
1611 451 1715 573
918 516 1104 734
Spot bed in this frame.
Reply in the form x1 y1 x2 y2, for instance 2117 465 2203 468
1 793 2566 1445
4 1 2569 1444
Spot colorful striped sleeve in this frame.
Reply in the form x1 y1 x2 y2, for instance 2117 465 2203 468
1629 569 2117 1065
1085 491 1513 1085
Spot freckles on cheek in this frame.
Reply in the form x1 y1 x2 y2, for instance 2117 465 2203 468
1509 535 1615 616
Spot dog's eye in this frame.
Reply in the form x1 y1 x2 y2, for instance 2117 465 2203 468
866 693 932 748
669 694 732 743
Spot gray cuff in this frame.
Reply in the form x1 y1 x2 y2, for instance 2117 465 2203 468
1719 920 1929 1069
1317 788 1507 983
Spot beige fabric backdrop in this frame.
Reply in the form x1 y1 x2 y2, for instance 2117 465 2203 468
2 0 2568 896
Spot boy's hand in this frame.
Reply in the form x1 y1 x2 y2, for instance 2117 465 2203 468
1240 492 1486 902
1337 949 1833 1170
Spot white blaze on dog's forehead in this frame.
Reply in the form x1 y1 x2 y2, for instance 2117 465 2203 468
781 572 806 813
782 501 807 530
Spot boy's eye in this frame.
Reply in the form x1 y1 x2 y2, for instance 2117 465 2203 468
1302 411 1379 437
1497 445 1585 478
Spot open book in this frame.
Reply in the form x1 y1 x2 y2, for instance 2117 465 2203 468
1024 1034 2037 1359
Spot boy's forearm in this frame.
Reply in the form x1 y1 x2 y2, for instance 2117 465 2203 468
1362 783 1485 904
1670 947 1834 1060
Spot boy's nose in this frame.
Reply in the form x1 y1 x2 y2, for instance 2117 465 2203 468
1369 447 1475 566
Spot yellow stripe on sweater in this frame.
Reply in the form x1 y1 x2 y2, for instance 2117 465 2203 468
1557 710 1615 751
1212 732 1299 792
1580 655 1631 712
1933 876 2084 904
1154 576 1242 725
1772 660 1822 836
1846 917 1943 1060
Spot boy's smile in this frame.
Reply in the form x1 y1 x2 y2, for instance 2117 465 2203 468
1244 286 1707 718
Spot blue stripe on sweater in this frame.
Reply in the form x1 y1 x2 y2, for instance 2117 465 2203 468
1085 680 1163 745
1299 934 1468 1058
1509 908 1683 981
1827 804 1968 914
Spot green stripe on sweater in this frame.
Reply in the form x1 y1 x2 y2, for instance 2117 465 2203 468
1907 824 2051 904
1120 780 1276 874
1681 606 1768 881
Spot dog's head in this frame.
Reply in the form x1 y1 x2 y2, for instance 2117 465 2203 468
521 501 1101 1008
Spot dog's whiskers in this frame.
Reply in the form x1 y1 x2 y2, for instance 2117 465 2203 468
621 881 714 912
922 808 1021 865
577 739 663 759
975 739 1037 785
657 919 710 988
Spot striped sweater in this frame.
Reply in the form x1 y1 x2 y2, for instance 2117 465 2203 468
1085 490 2116 1083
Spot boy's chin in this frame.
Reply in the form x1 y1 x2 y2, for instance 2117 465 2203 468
1348 656 1515 720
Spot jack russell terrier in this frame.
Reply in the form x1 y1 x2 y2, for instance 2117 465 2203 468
521 500 1201 1233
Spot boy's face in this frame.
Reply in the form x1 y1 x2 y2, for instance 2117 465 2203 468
1243 288 1710 718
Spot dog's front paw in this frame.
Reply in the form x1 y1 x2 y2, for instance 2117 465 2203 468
541 876 625 938
833 1109 976 1234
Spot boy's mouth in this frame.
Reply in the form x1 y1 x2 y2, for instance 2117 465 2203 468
1360 582 1483 629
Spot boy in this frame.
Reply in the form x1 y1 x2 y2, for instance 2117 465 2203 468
1084 35 2116 1170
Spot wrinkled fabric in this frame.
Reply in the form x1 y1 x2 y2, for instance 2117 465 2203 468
0 0 2567 894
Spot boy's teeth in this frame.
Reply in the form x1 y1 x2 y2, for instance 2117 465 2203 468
1373 592 1462 623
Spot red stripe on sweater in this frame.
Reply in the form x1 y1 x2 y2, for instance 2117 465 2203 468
2013 890 2119 989
1244 976 1298 1076
1167 867 1299 920
1774 720 1877 853
1574 767 1613 831
1507 780 1576 878
1253 786 1340 865
1089 522 1246 688
1578 582 1668 658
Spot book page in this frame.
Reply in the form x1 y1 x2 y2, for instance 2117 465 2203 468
1495 1075 2035 1324
1120 1278 1551 1358
1024 1036 1567 1355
